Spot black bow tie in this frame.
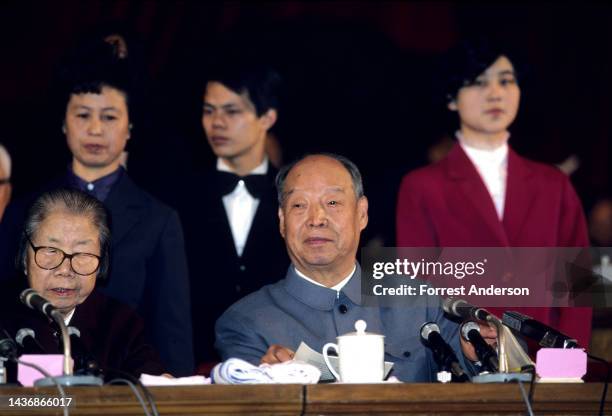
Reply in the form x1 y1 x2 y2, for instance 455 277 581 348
216 171 270 198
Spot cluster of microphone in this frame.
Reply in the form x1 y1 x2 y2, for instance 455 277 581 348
419 298 579 382
0 289 100 380
2 291 584 384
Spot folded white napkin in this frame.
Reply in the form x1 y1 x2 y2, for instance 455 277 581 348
211 358 320 384
140 374 211 386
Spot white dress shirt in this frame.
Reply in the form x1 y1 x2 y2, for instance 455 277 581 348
64 308 75 326
457 132 509 220
218 158 268 257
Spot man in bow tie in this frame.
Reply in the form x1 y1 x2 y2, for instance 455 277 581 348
183 58 289 366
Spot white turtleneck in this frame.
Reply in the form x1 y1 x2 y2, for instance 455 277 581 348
457 132 509 220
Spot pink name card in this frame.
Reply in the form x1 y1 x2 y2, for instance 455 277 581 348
18 354 64 387
536 348 587 379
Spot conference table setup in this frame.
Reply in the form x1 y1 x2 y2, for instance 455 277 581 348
1 292 609 416
0 382 610 415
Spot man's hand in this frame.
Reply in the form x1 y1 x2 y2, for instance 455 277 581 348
261 344 295 364
460 321 498 362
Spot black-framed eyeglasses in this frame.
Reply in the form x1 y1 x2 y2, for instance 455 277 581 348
27 236 100 276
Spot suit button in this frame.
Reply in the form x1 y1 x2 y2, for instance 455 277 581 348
403 351 411 358
239 265 246 271
338 304 348 314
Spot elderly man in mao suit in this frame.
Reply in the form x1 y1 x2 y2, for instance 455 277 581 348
216 154 494 382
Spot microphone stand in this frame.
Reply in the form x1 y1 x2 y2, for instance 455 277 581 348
0 358 6 384
471 315 531 383
33 310 102 387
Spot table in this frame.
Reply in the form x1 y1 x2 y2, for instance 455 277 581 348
0 383 609 415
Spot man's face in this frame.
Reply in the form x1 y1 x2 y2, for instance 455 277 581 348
27 211 99 316
65 86 130 173
278 156 368 280
449 55 521 138
202 82 274 164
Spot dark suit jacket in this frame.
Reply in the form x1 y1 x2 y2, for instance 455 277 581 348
0 279 165 381
396 143 592 347
181 166 289 364
0 171 194 376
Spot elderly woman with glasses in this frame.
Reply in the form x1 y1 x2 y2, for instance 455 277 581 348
0 188 166 380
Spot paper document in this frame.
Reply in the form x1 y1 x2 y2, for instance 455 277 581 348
294 342 394 382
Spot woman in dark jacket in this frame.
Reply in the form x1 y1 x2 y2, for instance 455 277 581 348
0 188 165 380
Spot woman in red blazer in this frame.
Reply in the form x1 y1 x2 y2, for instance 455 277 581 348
396 39 592 348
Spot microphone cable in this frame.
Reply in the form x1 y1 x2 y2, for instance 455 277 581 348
521 364 537 411
14 358 69 416
517 379 535 416
587 353 610 416
106 368 159 416
107 378 152 416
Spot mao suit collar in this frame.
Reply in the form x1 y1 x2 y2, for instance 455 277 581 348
283 263 362 310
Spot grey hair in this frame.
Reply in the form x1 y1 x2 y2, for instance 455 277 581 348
0 144 11 178
17 188 110 279
275 153 365 205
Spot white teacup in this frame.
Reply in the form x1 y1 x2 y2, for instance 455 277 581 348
322 320 385 383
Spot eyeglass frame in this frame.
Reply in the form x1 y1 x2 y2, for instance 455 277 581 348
26 235 101 276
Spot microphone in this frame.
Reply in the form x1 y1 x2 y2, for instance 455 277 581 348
420 322 470 382
0 329 17 360
443 298 491 321
66 327 100 376
461 321 499 372
502 311 578 349
19 289 72 375
20 289 57 319
16 291 103 386
15 328 45 353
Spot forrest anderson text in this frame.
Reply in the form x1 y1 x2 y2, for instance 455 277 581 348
372 284 530 296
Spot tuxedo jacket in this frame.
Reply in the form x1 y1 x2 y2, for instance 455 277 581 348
0 171 194 376
396 143 592 347
180 166 289 364
0 279 165 381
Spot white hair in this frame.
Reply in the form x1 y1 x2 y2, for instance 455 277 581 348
0 144 11 178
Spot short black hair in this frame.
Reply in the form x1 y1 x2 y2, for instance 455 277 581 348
204 55 282 117
58 39 132 114
442 38 522 103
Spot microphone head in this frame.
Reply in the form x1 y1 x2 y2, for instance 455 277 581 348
0 329 17 359
19 288 56 318
501 311 528 332
442 298 469 318
420 322 441 341
15 328 35 347
460 321 480 341
67 327 81 338
441 297 454 314
19 288 37 309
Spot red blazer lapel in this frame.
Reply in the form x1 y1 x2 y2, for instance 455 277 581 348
502 148 536 245
446 144 510 246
